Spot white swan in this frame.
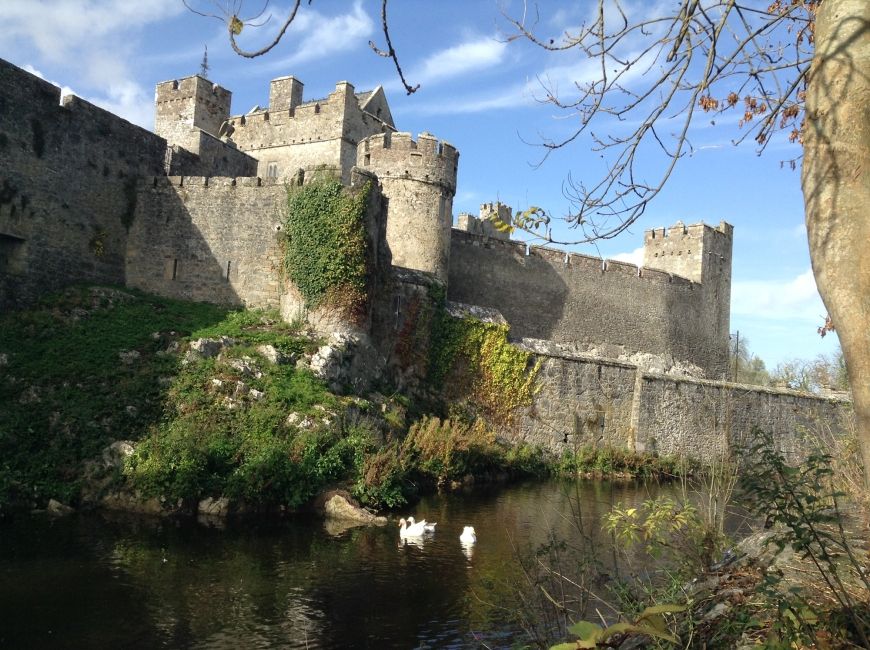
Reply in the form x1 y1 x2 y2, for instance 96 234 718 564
399 517 427 537
407 516 437 532
459 526 476 544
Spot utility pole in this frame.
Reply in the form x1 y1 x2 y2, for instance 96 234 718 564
733 330 739 382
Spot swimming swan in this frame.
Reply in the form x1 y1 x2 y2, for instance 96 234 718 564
407 516 437 532
459 526 476 544
399 517 428 537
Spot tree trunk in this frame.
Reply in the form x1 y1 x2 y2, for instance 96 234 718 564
802 0 870 488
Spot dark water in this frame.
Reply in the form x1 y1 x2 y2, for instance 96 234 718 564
0 481 689 649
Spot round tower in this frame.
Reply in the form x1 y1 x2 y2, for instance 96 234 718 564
356 131 458 281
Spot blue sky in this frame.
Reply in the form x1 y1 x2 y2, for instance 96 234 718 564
2 0 839 371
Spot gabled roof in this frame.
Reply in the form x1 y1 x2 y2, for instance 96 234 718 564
357 86 395 129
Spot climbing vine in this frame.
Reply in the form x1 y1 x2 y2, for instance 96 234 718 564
429 297 540 425
282 179 371 322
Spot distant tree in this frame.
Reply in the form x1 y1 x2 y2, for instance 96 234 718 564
730 333 772 386
190 0 870 489
772 350 850 393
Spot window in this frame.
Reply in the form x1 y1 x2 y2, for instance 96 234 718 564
266 162 278 178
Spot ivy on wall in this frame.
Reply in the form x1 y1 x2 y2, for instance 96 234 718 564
282 179 371 321
428 293 540 425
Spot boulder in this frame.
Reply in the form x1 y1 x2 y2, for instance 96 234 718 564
46 499 75 516
319 492 387 525
198 496 230 517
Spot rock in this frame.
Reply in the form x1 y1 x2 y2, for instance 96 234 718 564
47 499 74 516
308 332 383 394
228 356 263 378
102 441 135 470
198 496 230 517
321 493 387 525
257 344 291 365
185 337 236 363
233 381 249 397
249 388 265 401
0 352 7 366
118 350 140 364
702 602 731 621
286 412 315 430
19 385 40 404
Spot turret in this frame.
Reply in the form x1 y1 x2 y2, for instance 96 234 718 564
644 220 733 377
356 131 459 281
154 75 231 146
269 75 304 113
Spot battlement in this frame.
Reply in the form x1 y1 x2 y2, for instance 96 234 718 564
358 131 458 193
643 219 733 285
155 74 232 144
644 220 732 242
450 229 698 289
143 175 290 189
155 75 231 105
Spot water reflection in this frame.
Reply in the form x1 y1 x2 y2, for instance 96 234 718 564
0 480 717 649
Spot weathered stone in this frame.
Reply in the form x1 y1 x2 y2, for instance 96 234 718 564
257 344 290 365
321 494 387 525
118 350 140 364
198 496 230 517
46 499 74 516
101 441 135 470
702 602 731 621
228 356 263 378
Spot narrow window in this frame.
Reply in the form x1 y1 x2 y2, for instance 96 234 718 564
225 260 232 281
364 153 371 166
266 162 278 178
172 259 178 280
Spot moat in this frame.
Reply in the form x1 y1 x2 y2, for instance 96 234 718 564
0 480 697 649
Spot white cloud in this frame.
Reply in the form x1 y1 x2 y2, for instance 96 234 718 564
23 63 152 129
412 37 508 86
732 269 826 321
260 2 374 72
6 0 182 66
610 246 644 266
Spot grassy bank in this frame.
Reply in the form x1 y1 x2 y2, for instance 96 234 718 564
0 287 558 513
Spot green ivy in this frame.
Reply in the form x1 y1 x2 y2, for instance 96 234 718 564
429 300 539 424
282 179 371 321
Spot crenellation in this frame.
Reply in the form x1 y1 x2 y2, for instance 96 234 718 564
3 55 732 382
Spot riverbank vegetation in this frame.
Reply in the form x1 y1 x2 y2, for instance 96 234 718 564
4 287 678 514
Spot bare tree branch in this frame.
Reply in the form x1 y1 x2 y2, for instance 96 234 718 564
500 0 818 245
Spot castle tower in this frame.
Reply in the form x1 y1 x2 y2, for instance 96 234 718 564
268 75 304 112
154 75 232 146
643 220 734 376
356 131 459 281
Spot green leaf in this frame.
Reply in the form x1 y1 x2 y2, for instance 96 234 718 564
549 644 579 650
604 623 678 644
638 603 688 617
568 621 603 640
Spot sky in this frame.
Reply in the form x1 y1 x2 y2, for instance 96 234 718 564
1 0 841 371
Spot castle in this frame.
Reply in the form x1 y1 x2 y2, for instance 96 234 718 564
0 58 847 459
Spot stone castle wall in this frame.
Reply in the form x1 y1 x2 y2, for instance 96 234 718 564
126 176 286 308
223 81 393 183
0 58 167 310
516 346 852 464
357 132 459 280
447 230 728 377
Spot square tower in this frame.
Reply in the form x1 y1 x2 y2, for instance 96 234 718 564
155 75 231 146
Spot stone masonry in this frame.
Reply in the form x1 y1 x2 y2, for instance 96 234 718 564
0 57 850 463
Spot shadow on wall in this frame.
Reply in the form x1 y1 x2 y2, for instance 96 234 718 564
0 58 166 310
125 176 287 310
447 233 569 340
